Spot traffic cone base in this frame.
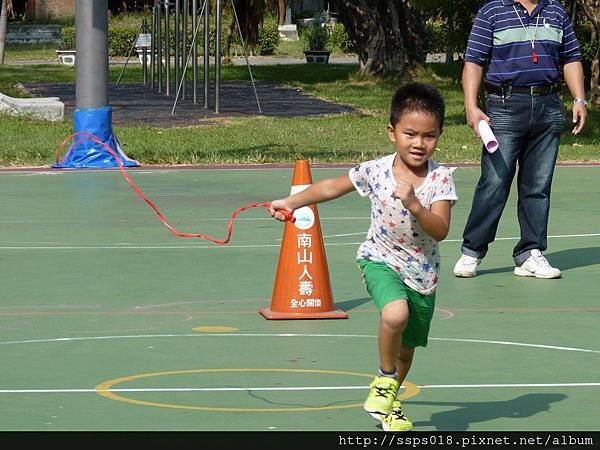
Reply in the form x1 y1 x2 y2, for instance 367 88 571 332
261 160 347 320
259 307 347 320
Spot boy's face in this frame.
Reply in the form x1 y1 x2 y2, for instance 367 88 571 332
387 110 442 169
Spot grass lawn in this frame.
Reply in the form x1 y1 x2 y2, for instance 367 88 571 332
2 43 58 62
0 60 598 167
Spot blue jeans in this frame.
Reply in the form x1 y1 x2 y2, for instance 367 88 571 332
461 92 565 266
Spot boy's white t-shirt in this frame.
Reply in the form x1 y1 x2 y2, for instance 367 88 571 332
349 153 458 295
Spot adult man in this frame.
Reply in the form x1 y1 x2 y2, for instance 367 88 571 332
454 0 587 279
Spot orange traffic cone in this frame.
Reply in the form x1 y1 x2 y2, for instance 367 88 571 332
259 160 348 320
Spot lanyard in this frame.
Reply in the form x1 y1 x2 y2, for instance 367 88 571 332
513 4 540 63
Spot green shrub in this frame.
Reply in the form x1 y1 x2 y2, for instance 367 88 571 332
424 21 446 54
59 25 138 56
59 26 75 50
256 24 280 56
300 22 329 51
328 22 354 54
108 27 139 56
575 20 599 86
58 18 280 58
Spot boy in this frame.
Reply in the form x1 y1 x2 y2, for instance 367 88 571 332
269 82 457 431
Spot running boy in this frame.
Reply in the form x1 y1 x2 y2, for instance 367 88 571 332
269 82 457 431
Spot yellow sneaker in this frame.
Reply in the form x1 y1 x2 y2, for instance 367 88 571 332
363 376 399 419
380 400 413 432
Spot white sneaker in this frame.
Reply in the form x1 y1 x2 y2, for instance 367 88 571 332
514 250 561 279
453 254 481 277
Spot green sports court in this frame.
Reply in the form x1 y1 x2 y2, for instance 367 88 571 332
0 163 598 432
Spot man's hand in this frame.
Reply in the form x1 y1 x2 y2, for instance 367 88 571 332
572 102 587 135
466 106 491 138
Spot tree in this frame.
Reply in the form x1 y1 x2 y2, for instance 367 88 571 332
330 0 426 77
231 0 265 48
416 0 480 63
576 0 600 104
0 0 13 65
267 0 287 26
222 0 266 59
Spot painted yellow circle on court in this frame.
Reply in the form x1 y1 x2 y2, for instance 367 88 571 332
192 326 239 333
95 368 420 412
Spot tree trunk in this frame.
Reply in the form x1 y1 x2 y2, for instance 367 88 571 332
277 0 286 26
223 17 237 61
577 0 600 104
592 38 599 106
330 0 426 77
445 13 455 63
233 0 265 48
267 0 287 26
0 0 9 65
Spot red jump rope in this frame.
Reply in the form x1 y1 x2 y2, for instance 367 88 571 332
55 132 295 245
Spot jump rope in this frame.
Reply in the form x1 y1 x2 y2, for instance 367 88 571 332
55 132 295 245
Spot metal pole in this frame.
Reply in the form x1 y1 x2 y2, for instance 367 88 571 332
142 18 148 84
157 0 163 93
182 0 188 99
174 0 180 91
204 0 210 108
150 7 156 89
171 0 208 114
164 0 171 95
116 22 144 86
192 0 198 104
75 0 108 108
215 0 221 113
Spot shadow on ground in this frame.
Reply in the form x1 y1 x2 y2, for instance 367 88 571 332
410 393 567 431
476 247 600 276
337 297 372 312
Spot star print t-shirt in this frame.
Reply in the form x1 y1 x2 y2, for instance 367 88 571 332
349 153 458 295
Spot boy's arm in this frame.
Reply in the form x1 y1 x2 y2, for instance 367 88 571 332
416 200 452 242
396 180 451 241
269 174 356 221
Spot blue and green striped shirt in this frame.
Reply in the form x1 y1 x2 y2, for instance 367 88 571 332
464 0 582 86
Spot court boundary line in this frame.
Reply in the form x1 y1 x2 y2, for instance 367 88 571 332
0 232 598 250
1 333 599 354
1 163 599 174
1 383 599 394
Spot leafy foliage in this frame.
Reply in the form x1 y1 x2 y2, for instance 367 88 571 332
60 25 137 56
300 22 329 52
256 23 280 55
328 22 354 54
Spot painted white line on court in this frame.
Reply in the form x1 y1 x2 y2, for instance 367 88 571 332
0 232 598 250
323 232 600 241
0 244 283 249
1 382 599 395
1 333 599 355
0 216 369 224
4 165 599 176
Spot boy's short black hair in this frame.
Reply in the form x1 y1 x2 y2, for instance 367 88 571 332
390 82 445 130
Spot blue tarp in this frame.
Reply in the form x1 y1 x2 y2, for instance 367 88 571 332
53 106 140 169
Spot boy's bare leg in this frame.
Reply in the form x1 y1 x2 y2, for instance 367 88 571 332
396 345 415 385
378 300 409 373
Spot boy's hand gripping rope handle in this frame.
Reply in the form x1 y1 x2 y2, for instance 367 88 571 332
55 132 295 245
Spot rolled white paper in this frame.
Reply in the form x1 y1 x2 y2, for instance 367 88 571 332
478 120 498 153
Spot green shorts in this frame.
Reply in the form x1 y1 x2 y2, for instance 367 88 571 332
357 258 436 348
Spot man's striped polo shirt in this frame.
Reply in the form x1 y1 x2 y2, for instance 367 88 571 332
465 0 582 87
